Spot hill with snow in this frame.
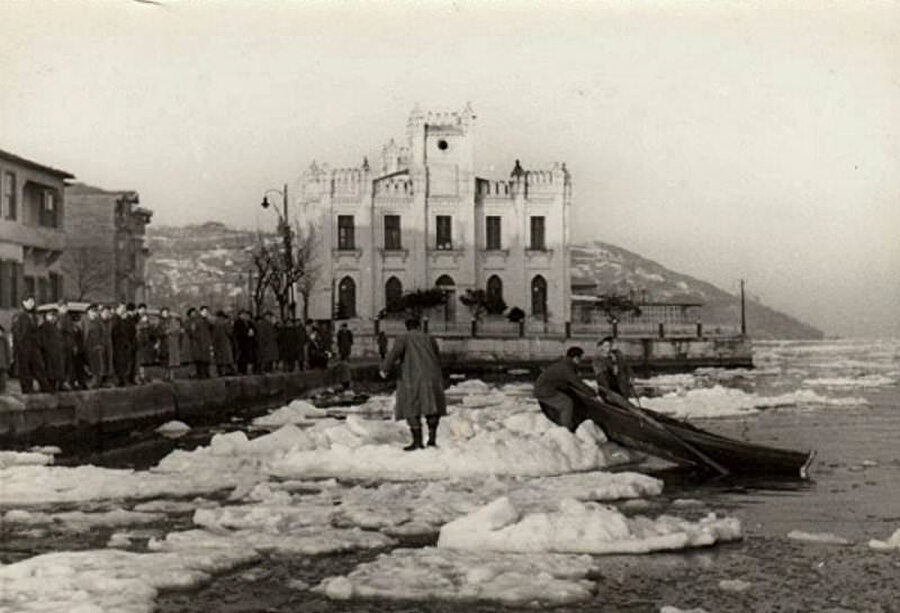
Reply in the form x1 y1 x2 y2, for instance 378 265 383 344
571 241 823 340
146 225 823 339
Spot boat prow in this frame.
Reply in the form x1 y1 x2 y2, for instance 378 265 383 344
550 388 815 479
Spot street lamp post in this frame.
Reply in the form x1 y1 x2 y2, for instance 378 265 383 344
261 184 295 320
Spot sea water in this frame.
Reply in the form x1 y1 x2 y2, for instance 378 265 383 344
0 339 897 612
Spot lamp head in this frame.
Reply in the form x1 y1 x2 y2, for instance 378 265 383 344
261 195 270 209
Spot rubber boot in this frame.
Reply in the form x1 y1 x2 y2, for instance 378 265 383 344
404 427 423 451
426 421 438 448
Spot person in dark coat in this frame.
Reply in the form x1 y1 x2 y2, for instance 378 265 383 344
111 303 134 387
136 313 157 383
186 306 213 379
255 312 279 373
100 305 114 386
38 309 65 392
83 304 106 389
306 327 329 370
12 296 50 394
233 310 256 375
376 330 389 360
158 308 182 381
59 302 88 390
291 318 307 371
212 311 235 376
379 318 447 451
533 347 597 432
336 322 354 361
57 302 74 391
592 336 635 403
125 303 139 384
0 325 10 394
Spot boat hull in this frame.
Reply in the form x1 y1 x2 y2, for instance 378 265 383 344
547 388 814 478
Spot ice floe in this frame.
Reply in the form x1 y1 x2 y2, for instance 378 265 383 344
787 530 852 545
868 528 900 551
3 508 165 529
437 496 741 554
0 450 55 468
0 546 257 613
252 399 326 427
315 547 599 606
267 415 633 481
640 385 867 419
155 420 191 438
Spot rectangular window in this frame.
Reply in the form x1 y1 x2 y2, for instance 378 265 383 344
436 215 452 250
37 277 49 304
24 275 35 301
530 216 546 250
486 216 502 250
0 261 8 308
39 190 57 228
337 215 355 250
384 215 402 250
2 172 16 220
10 262 19 307
49 272 62 302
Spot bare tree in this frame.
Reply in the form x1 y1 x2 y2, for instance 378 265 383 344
292 221 320 322
249 235 277 317
63 247 113 300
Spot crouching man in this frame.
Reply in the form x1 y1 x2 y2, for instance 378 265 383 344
533 346 598 432
379 318 446 451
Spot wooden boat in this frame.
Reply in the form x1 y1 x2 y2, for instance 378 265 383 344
544 387 815 478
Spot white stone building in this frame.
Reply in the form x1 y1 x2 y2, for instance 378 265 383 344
297 105 572 327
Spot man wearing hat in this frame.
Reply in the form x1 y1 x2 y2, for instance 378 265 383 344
12 296 50 393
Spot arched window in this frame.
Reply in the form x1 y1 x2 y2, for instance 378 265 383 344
385 276 403 313
531 275 547 318
337 276 357 319
435 275 456 322
486 275 504 313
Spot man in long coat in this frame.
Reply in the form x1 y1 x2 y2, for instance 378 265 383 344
83 305 106 389
12 296 49 394
592 336 635 403
187 306 213 379
379 318 446 450
336 323 354 361
110 304 134 387
233 310 256 375
39 309 65 392
255 312 279 373
212 311 235 376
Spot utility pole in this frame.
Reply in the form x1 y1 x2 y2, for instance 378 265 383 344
281 183 296 320
740 278 747 336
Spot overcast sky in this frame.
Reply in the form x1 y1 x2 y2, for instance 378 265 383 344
1 1 897 337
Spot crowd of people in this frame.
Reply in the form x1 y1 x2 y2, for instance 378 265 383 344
4 296 358 394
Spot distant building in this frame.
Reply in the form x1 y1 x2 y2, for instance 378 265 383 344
64 183 153 304
297 105 572 325
0 149 74 327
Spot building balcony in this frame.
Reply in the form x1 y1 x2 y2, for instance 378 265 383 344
332 248 364 267
379 248 410 265
8 223 65 255
428 247 466 266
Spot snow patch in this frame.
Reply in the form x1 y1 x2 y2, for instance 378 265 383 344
437 497 741 555
315 547 599 606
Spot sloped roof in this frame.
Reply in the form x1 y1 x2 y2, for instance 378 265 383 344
0 148 74 179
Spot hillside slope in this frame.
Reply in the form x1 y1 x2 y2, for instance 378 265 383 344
146 226 823 339
571 241 823 340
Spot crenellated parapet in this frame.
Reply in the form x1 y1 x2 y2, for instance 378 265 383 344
407 102 476 130
374 175 413 197
477 178 514 199
478 160 570 199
